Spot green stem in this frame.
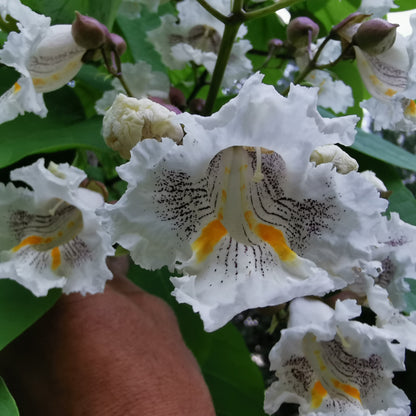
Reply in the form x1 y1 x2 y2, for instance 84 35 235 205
244 0 304 21
203 22 241 115
196 0 228 23
117 74 134 97
232 0 244 13
281 35 331 96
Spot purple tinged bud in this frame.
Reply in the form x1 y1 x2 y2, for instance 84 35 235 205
286 17 319 48
268 38 284 51
353 18 399 55
331 12 370 41
169 87 186 111
72 11 108 50
189 98 205 115
108 33 127 56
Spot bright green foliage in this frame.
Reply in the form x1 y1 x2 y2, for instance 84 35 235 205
22 0 122 27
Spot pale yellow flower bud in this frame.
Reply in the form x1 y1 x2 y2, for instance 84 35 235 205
310 144 358 174
102 94 183 159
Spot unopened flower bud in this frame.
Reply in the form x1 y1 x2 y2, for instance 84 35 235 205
353 18 398 55
331 12 370 41
286 17 319 48
310 144 358 174
189 98 205 115
72 11 108 50
102 94 183 159
169 87 186 111
268 38 284 52
107 32 127 56
80 178 109 201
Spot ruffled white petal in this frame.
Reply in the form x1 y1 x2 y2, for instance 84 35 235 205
0 77 47 123
264 298 410 416
358 0 398 18
0 159 114 296
101 73 390 331
306 70 354 113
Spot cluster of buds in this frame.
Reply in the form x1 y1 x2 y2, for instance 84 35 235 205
71 12 126 73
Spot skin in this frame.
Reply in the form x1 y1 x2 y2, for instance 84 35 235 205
0 257 215 416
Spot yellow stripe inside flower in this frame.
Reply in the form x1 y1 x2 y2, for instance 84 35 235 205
405 100 416 117
10 200 83 272
191 146 297 264
304 334 362 410
245 210 296 262
332 379 361 402
311 380 327 409
13 82 21 94
192 219 228 263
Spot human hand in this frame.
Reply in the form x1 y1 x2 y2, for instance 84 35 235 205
0 257 215 416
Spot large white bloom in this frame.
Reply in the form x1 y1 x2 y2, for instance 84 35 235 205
264 298 410 416
95 61 170 115
147 0 252 87
100 73 389 331
353 15 416 131
0 0 86 123
0 159 114 296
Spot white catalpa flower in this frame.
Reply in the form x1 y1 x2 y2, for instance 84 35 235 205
349 212 416 311
0 159 114 296
0 0 86 123
101 73 389 331
348 14 416 131
367 283 416 352
147 0 252 87
358 0 398 18
264 298 410 416
370 212 416 310
95 61 170 115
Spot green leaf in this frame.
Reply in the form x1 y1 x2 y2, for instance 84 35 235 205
0 114 106 169
117 11 167 72
0 280 60 351
128 265 267 416
394 0 416 12
306 0 360 33
0 377 19 416
352 128 416 172
318 107 416 172
22 0 122 27
383 171 416 225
